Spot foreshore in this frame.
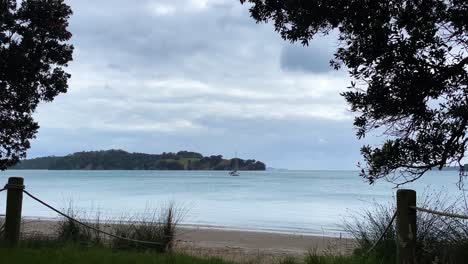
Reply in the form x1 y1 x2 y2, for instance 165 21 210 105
18 218 356 263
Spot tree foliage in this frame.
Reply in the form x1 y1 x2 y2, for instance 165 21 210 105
0 0 73 170
240 0 468 185
11 149 267 171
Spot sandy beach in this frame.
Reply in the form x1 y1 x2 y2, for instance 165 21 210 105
18 218 356 263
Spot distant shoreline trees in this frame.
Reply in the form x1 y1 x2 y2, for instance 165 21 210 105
10 149 266 171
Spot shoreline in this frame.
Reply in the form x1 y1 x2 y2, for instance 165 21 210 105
18 215 349 238
17 217 356 262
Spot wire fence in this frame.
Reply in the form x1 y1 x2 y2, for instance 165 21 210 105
0 184 172 245
21 189 165 245
4 181 468 255
1 183 171 245
411 206 468 220
366 203 468 255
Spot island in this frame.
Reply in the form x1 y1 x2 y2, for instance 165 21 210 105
9 149 266 171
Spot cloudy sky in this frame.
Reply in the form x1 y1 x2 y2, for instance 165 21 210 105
29 0 375 170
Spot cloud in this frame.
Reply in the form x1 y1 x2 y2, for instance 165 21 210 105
147 3 176 16
30 117 365 170
280 34 338 73
27 0 362 169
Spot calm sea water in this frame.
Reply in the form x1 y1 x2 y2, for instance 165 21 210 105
0 170 462 236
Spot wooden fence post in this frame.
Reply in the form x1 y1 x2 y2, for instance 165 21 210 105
396 189 417 264
3 177 25 246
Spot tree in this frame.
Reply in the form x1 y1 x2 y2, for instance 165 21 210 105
240 0 467 185
0 0 73 170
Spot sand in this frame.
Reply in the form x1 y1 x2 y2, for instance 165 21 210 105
18 218 356 263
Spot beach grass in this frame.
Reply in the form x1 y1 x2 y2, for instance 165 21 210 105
0 244 393 264
0 245 235 264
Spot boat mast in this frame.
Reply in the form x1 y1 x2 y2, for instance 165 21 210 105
234 151 238 171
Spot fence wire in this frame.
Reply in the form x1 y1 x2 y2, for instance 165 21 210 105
366 210 397 254
411 206 468 220
22 189 165 245
0 186 4 235
12 182 468 252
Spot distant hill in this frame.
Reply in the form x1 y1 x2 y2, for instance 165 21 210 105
266 167 289 171
443 165 468 171
10 150 266 171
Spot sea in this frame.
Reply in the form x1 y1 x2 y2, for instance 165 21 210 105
0 170 463 236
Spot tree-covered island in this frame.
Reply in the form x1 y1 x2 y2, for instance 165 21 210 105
10 149 266 171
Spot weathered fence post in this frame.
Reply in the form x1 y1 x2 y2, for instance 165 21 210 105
396 189 417 264
4 177 25 246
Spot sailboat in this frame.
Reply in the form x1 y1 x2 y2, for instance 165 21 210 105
460 164 468 177
229 154 240 176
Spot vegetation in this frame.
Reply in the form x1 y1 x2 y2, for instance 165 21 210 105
55 202 103 246
10 149 266 170
0 245 392 264
343 190 468 263
240 0 468 185
52 203 183 253
0 239 399 264
3 191 468 264
111 204 182 252
0 245 402 264
0 0 74 170
0 246 236 264
443 164 468 171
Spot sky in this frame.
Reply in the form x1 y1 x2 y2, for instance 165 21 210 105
28 0 376 170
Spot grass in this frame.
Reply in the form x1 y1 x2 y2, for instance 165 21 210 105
111 204 181 252
302 254 388 264
273 249 393 264
0 243 396 264
343 189 468 264
0 242 391 264
0 245 235 264
0 216 4 235
54 202 183 253
4 189 468 263
56 201 104 245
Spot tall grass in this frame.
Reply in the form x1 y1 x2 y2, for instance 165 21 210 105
342 201 396 262
0 215 4 240
275 250 389 264
111 203 182 252
303 251 385 264
55 201 184 253
56 201 104 246
4 191 468 263
0 245 236 264
343 190 468 264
